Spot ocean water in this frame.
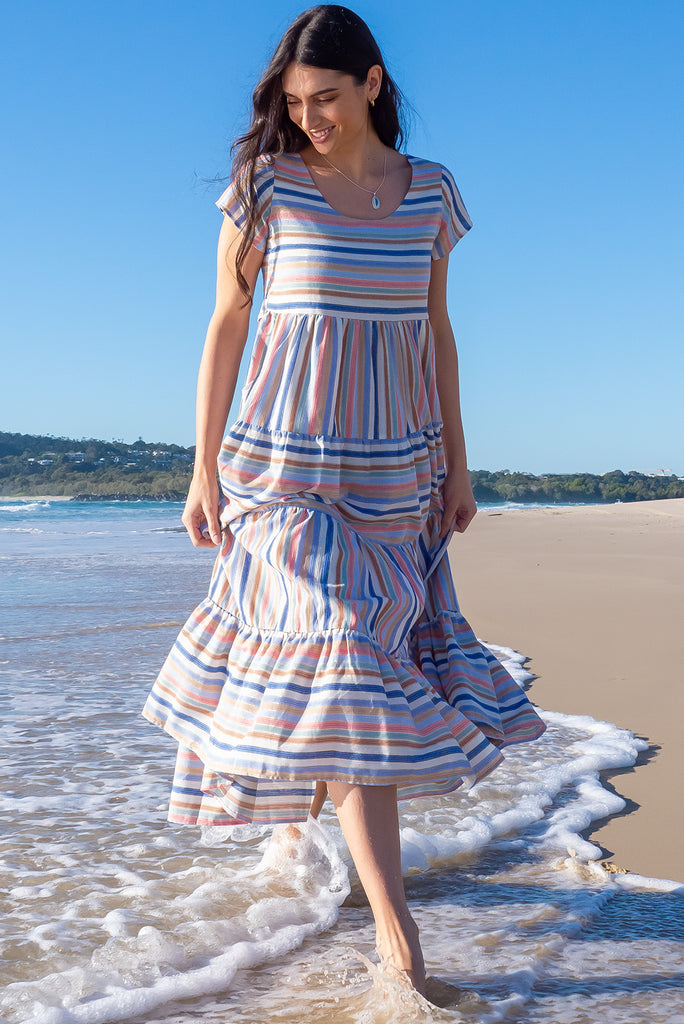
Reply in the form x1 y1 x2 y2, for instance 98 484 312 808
1 499 682 1024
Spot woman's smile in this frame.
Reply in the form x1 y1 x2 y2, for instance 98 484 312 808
308 125 335 143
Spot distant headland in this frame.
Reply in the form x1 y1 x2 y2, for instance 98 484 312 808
1 431 683 504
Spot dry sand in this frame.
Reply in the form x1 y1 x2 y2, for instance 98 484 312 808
448 497 684 883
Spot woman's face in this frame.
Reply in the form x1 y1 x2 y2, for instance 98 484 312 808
281 62 381 154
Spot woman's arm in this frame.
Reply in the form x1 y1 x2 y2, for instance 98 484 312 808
427 255 477 536
181 217 264 548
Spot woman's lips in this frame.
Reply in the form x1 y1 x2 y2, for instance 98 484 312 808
309 126 334 143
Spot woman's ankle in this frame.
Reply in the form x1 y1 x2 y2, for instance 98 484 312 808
375 915 425 994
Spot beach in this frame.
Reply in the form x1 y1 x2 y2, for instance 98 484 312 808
449 497 684 883
2 497 683 1023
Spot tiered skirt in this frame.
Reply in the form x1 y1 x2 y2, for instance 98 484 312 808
142 313 546 825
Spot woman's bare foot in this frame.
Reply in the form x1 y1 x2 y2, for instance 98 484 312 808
376 914 426 996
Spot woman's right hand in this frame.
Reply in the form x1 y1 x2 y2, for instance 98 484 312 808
181 472 223 548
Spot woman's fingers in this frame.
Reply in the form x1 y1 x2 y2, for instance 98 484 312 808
439 498 477 537
182 509 210 547
440 469 477 537
184 517 220 548
452 503 477 534
181 492 222 548
202 505 223 546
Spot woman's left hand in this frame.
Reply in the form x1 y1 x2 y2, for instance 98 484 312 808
439 466 477 537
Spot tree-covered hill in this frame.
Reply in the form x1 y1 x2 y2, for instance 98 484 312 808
468 469 684 504
1 431 683 503
0 432 194 500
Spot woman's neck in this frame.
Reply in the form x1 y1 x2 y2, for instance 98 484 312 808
302 133 387 187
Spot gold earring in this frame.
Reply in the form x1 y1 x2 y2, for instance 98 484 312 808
370 97 375 107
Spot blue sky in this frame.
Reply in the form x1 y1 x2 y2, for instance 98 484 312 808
1 0 682 474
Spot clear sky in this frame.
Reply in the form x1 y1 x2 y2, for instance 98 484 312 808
1 0 682 474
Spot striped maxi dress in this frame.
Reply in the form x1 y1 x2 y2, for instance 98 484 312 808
142 152 546 826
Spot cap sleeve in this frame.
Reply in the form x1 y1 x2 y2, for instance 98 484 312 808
215 157 274 253
431 165 472 260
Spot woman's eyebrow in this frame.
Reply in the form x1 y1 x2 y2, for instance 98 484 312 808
283 87 339 98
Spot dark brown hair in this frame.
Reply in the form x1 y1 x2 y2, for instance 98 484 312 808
229 5 407 299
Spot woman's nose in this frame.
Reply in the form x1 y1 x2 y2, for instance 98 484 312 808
299 104 314 130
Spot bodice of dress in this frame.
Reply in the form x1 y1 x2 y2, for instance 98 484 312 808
218 152 472 322
213 153 472 544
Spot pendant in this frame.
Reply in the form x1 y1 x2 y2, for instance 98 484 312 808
371 195 381 210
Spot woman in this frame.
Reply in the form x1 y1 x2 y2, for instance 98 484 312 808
143 4 546 996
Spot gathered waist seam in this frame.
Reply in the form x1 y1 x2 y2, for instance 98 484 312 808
257 305 430 323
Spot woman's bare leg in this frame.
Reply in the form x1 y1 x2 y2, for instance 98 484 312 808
309 781 328 819
327 781 425 995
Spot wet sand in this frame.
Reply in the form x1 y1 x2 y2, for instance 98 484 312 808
448 498 684 883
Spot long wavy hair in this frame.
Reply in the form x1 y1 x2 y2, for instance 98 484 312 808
229 5 407 299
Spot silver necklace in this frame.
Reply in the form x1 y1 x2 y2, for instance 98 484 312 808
319 149 388 210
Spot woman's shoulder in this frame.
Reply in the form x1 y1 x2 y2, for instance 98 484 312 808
239 153 276 189
271 150 310 180
251 155 276 196
411 156 471 256
225 153 276 192
406 154 460 187
215 154 275 227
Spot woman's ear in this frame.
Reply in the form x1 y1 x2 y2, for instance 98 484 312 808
366 64 383 101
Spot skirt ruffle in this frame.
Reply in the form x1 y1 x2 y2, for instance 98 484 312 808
142 551 546 825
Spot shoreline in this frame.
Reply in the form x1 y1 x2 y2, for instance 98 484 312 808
0 493 186 502
448 497 684 883
1 494 75 502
